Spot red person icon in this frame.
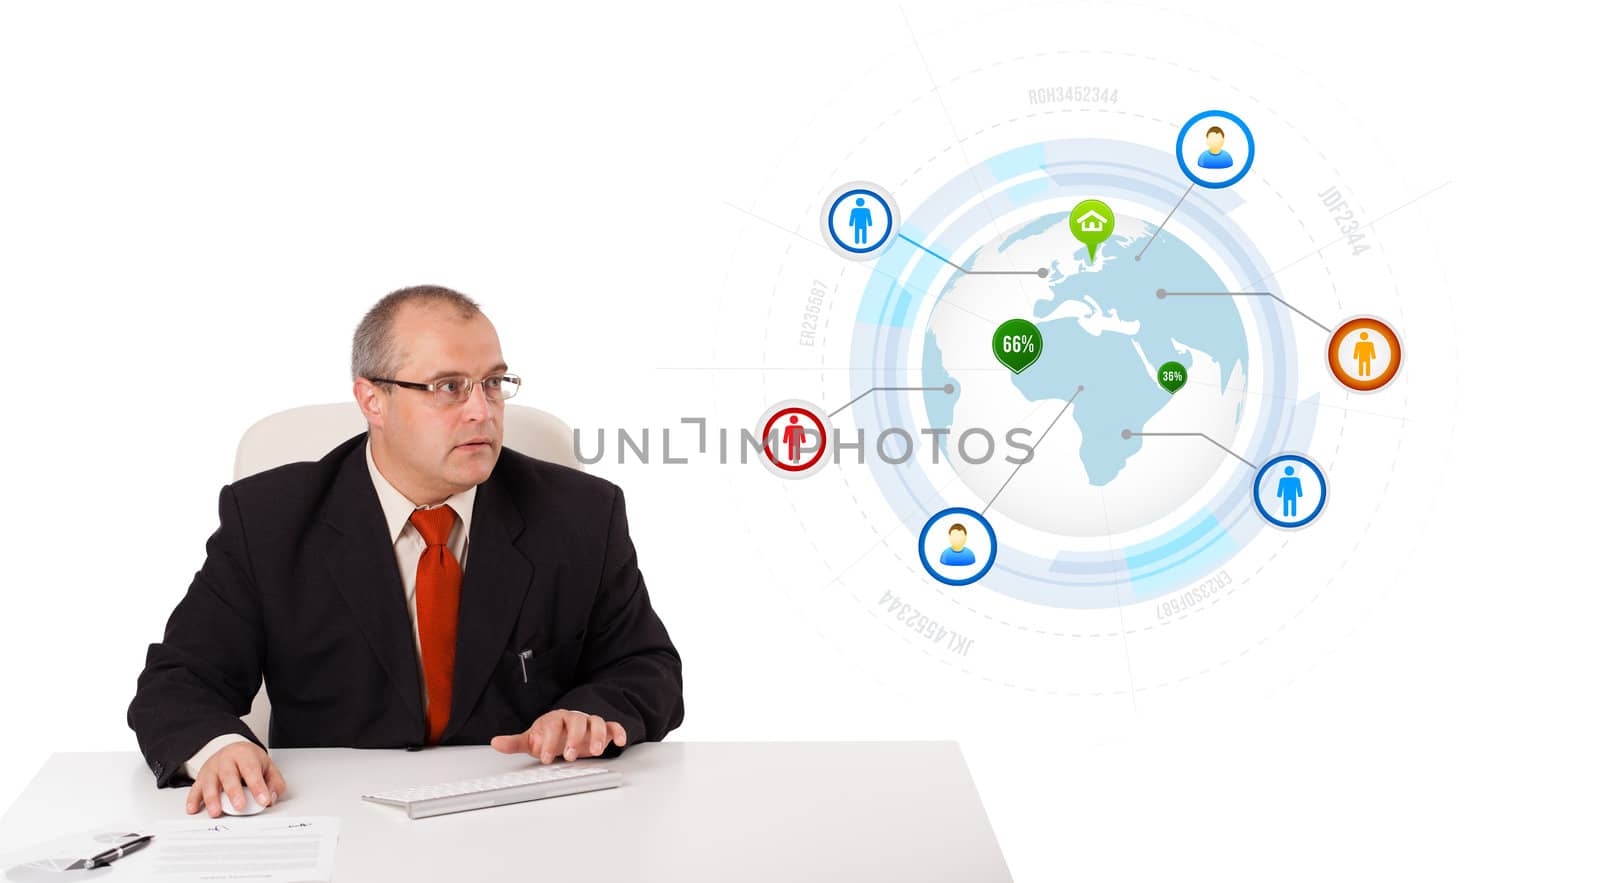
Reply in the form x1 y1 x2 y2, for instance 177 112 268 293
781 414 810 463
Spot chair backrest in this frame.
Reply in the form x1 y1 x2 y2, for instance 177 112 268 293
233 402 580 745
234 401 582 480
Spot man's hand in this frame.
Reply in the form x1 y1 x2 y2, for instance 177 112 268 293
491 709 627 763
185 741 287 818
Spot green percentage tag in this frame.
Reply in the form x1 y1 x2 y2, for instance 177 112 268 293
1157 360 1188 394
992 319 1043 374
1069 199 1115 263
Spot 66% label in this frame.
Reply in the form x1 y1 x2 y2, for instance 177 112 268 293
992 319 1043 374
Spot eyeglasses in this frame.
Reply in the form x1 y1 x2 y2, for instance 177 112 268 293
368 373 522 406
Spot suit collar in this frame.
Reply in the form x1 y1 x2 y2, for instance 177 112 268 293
442 468 532 742
319 435 426 737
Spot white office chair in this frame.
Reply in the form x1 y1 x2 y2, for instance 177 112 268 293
232 402 582 746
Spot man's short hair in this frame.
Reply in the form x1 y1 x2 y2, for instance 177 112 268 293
352 285 482 382
948 523 967 535
1205 126 1225 138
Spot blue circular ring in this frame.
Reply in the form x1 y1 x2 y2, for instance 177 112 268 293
1252 454 1328 529
1176 110 1255 190
850 138 1303 606
827 189 894 254
918 507 998 586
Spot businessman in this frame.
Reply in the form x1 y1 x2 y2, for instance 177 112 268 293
128 285 685 818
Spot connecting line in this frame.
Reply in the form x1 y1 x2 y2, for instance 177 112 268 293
1123 430 1257 470
1156 289 1331 333
829 385 953 419
981 386 1083 515
1134 182 1195 262
898 234 1048 278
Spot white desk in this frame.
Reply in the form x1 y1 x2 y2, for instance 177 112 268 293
0 742 1010 882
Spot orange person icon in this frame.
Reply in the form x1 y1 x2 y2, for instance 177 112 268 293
1327 316 1402 393
1352 331 1377 377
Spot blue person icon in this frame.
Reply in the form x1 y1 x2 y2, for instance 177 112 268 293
821 182 899 260
938 523 977 566
1196 125 1235 169
1253 453 1326 529
1276 465 1303 518
848 197 873 245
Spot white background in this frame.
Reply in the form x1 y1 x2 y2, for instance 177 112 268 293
0 1 1594 880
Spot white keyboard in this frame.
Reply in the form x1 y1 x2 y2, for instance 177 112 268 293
362 764 621 819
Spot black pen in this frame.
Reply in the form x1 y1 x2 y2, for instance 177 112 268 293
84 834 154 869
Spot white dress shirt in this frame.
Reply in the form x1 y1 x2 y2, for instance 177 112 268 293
183 440 477 780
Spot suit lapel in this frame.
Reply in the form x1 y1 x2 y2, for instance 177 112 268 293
442 472 533 743
317 438 425 736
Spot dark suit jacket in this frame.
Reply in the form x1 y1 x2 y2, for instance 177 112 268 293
127 432 684 788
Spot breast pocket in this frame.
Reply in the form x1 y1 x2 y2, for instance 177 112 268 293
501 632 586 719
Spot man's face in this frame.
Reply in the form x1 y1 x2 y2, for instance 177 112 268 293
948 528 967 552
1206 130 1225 153
360 304 507 503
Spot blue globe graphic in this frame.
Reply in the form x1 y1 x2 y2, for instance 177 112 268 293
922 213 1250 537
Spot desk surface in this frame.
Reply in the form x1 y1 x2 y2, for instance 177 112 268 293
0 741 1010 882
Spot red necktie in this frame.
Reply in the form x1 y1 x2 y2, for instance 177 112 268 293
410 506 461 745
